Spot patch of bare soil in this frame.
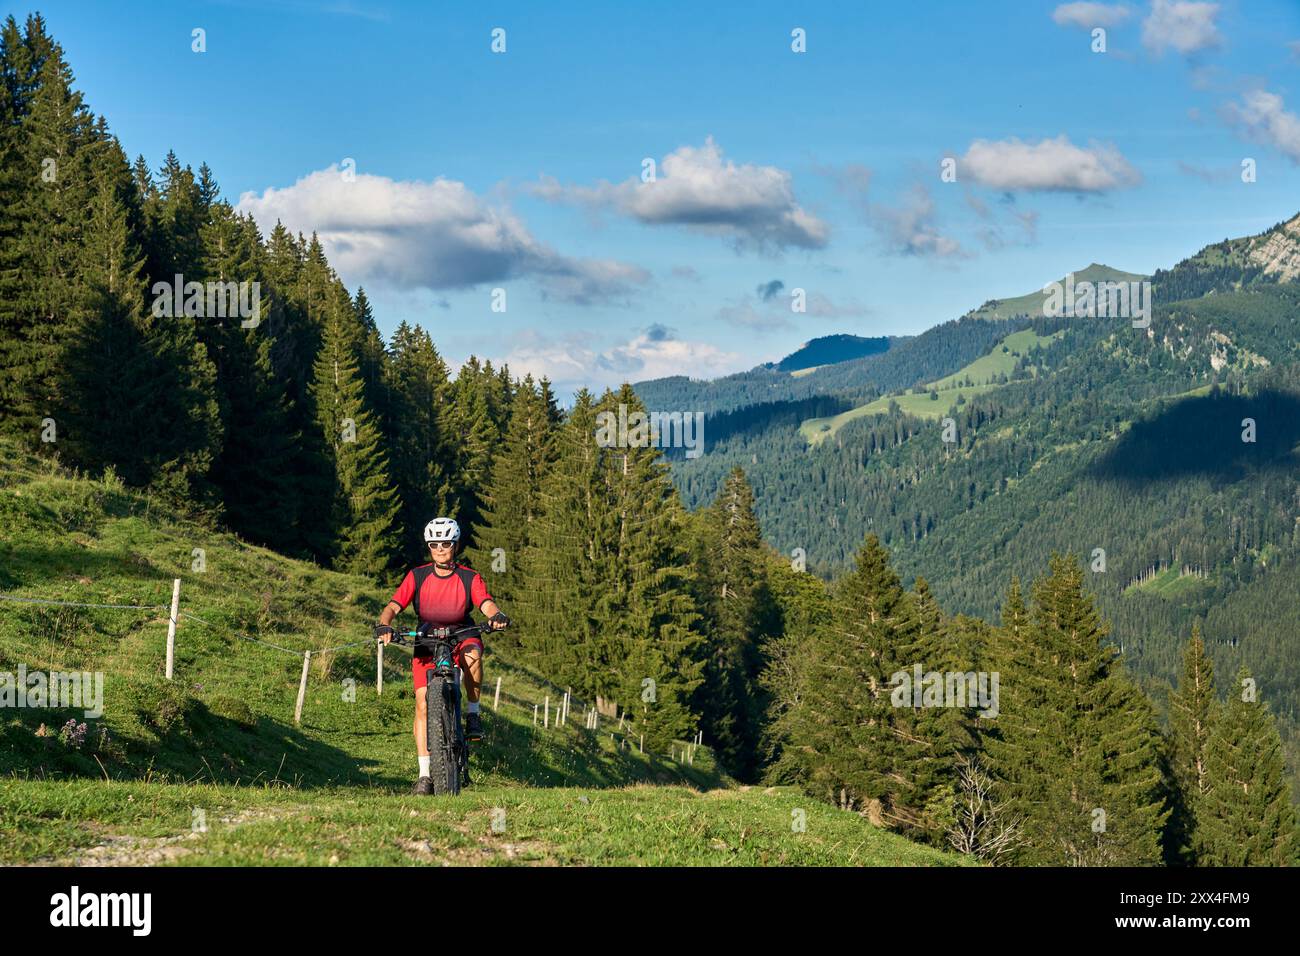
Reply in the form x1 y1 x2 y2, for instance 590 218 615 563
26 807 291 867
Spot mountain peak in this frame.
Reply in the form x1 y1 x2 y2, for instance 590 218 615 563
966 264 1149 322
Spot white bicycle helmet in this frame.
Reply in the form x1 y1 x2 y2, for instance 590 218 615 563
423 517 461 544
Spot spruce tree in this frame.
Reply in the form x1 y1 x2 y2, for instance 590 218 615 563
385 321 456 560
466 374 558 623
596 384 703 749
894 576 979 842
310 293 398 577
766 534 928 826
352 287 388 425
984 556 1168 865
1166 623 1217 865
1196 666 1299 865
57 140 154 477
197 204 298 549
263 227 333 559
758 550 833 783
0 18 96 441
513 390 610 690
692 466 771 781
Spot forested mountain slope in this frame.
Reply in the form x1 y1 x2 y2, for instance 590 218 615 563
649 235 1300 787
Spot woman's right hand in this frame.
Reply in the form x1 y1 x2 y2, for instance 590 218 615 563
374 624 394 644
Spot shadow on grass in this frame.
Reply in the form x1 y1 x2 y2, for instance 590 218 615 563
0 702 405 791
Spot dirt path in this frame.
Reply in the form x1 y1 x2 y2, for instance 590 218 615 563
27 807 290 867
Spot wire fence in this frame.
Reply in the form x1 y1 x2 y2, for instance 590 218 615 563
0 584 705 762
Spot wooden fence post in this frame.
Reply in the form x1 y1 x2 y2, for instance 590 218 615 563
493 675 501 712
377 639 383 696
533 704 538 726
165 578 180 680
544 695 549 729
294 651 311 725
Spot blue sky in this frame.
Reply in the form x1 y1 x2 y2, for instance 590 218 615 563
20 0 1300 398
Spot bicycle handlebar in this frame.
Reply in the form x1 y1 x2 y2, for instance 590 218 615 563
377 621 501 647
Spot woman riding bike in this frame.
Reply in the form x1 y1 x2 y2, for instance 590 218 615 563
374 517 509 795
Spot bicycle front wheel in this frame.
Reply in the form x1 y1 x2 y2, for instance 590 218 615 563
424 672 458 795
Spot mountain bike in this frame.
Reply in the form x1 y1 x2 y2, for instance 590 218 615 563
382 622 497 796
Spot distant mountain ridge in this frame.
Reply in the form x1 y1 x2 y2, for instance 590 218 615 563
770 334 891 372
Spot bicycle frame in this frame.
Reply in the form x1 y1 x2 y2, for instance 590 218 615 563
381 623 491 796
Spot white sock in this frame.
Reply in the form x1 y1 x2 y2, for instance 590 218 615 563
418 755 430 777
467 701 480 714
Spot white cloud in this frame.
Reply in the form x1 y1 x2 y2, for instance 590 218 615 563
1142 0 1222 57
960 135 1141 192
1052 3 1132 28
236 166 649 304
1223 90 1300 164
495 326 743 395
873 184 970 259
531 137 829 251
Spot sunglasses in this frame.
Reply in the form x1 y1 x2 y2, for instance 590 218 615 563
428 541 455 549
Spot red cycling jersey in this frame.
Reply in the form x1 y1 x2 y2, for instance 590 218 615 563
389 563 493 625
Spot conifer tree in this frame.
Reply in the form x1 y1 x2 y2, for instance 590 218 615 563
466 374 558 623
759 550 833 782
352 287 388 425
448 359 501 547
262 227 333 558
595 385 703 749
310 295 398 577
0 17 96 440
765 534 930 825
513 390 610 688
57 141 155 476
984 555 1168 865
692 466 771 780
385 321 456 560
1195 666 1299 866
894 576 980 842
196 204 298 548
1166 623 1217 864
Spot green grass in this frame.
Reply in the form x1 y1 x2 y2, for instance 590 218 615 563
800 329 1063 444
1124 566 1214 600
964 263 1148 322
929 329 1063 390
0 441 963 865
0 778 967 866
